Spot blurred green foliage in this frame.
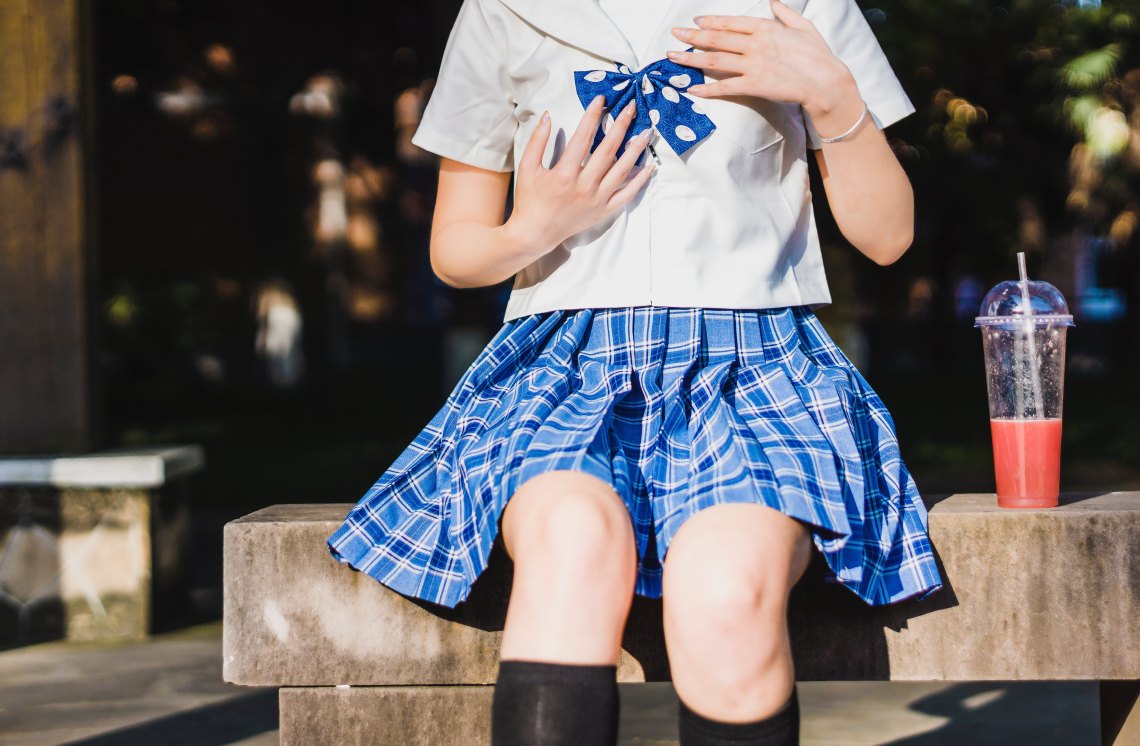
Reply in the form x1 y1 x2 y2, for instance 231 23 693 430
842 1 1138 289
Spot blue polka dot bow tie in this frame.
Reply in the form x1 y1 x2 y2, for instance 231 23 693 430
573 48 716 162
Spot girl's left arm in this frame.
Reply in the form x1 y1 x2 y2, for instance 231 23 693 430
801 72 914 267
668 0 915 266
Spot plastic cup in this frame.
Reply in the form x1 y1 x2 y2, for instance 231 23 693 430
975 254 1074 508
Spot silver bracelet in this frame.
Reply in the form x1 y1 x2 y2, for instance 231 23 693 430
818 99 869 144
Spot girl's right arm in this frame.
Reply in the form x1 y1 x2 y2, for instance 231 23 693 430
430 95 655 289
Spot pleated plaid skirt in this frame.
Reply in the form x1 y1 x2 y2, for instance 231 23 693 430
326 305 943 608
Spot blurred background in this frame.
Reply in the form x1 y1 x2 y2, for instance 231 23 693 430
3 0 1137 742
2 0 1138 655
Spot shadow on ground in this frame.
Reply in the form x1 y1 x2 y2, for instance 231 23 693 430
59 689 277 746
881 681 1100 746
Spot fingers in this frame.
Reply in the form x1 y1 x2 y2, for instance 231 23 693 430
664 49 749 76
558 94 608 173
768 0 813 30
687 74 748 98
604 160 656 211
598 128 651 195
580 99 637 185
691 14 774 33
519 110 551 175
670 26 752 54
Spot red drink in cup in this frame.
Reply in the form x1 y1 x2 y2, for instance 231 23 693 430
975 253 1073 508
989 417 1062 507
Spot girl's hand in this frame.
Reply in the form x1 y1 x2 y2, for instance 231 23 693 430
665 0 858 126
506 95 656 254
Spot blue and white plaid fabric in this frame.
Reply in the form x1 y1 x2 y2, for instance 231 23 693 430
327 306 943 608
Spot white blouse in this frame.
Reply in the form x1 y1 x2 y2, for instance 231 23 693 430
599 0 673 62
410 0 917 323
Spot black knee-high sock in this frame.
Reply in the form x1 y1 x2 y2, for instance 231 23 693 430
491 659 619 746
678 684 799 745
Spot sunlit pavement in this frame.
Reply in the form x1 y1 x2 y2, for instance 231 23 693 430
0 620 1098 745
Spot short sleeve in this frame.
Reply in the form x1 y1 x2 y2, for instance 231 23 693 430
410 0 518 172
800 0 916 149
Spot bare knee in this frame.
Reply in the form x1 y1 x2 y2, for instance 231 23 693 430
662 503 811 636
502 470 637 598
664 550 788 652
661 504 811 720
497 470 637 663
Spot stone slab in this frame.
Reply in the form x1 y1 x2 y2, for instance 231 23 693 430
280 686 492 746
0 445 205 488
223 493 1140 685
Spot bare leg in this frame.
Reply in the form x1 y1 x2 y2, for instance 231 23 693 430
498 469 639 664
662 502 813 722
491 470 638 746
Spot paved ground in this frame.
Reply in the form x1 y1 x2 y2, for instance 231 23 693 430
0 620 1099 745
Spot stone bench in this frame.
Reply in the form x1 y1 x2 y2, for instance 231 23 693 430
0 445 203 647
222 492 1140 745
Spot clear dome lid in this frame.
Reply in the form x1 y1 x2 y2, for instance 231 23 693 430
974 278 1074 328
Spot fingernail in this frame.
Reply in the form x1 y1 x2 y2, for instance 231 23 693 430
593 95 605 107
540 110 549 125
693 15 705 23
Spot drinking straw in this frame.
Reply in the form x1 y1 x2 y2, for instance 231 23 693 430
1017 251 1046 418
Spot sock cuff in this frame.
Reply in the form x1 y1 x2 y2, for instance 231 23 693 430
497 659 618 685
678 684 799 741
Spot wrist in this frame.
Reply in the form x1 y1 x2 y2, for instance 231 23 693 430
803 69 863 136
501 210 560 261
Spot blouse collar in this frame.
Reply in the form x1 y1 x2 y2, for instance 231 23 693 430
496 0 766 70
